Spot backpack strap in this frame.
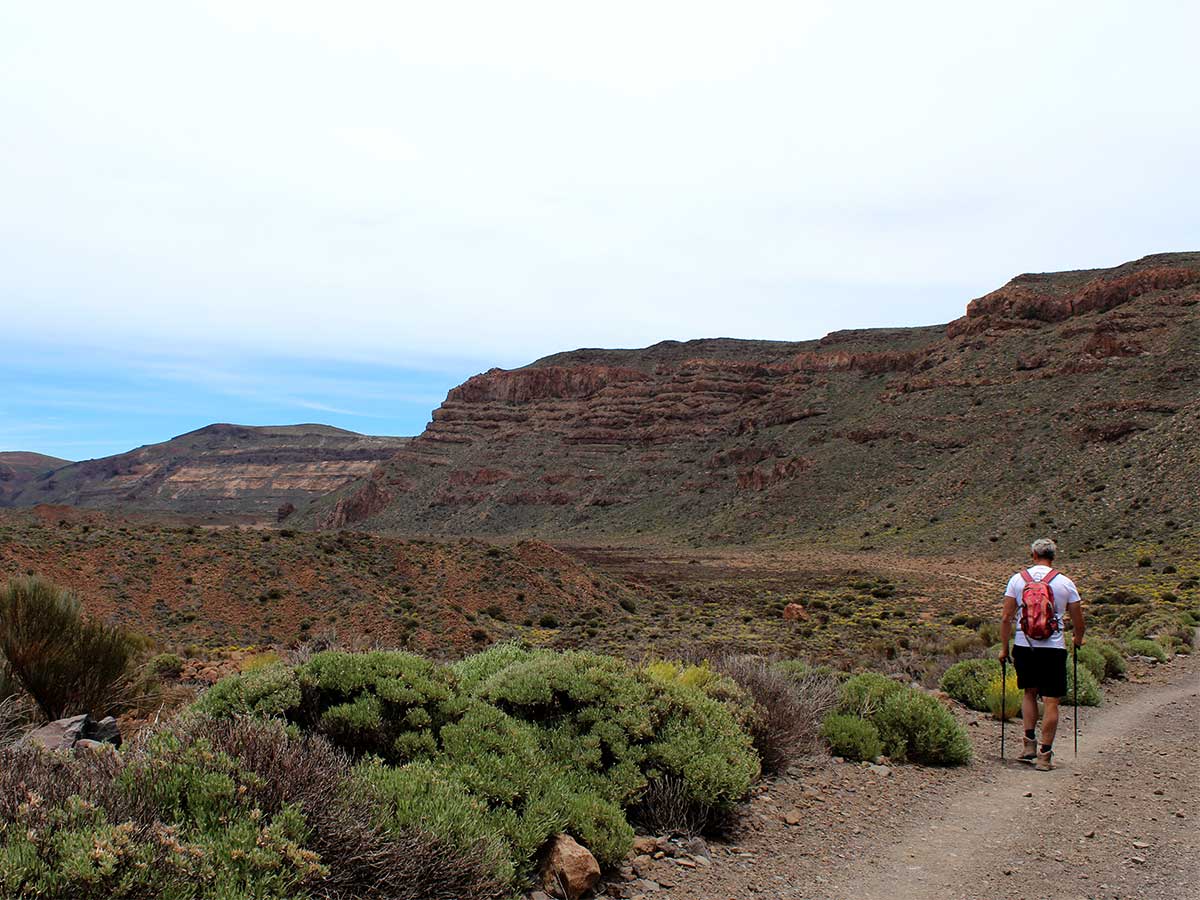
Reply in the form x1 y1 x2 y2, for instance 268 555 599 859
1042 569 1059 586
1019 569 1034 584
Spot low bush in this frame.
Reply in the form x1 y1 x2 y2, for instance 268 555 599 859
939 658 1000 711
986 669 1020 721
470 646 759 830
1124 638 1168 663
196 644 756 877
0 715 506 899
149 652 184 678
1087 638 1127 679
1073 645 1107 682
1065 661 1103 706
872 690 973 765
837 672 904 717
671 651 839 775
0 576 146 720
820 713 882 761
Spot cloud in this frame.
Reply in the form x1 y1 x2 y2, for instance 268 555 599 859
0 1 1197 455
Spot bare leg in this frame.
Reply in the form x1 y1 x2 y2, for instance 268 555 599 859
1023 688 1039 734
1042 697 1060 746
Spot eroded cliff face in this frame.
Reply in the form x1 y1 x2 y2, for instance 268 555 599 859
8 424 409 522
313 253 1200 548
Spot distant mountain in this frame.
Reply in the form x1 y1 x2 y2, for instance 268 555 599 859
0 452 72 505
306 252 1200 550
4 424 409 522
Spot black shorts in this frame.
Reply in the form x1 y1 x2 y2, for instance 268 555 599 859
1011 644 1068 698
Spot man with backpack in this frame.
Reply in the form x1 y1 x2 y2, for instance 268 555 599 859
998 538 1085 770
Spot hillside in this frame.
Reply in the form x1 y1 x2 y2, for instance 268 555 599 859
307 252 1200 551
0 451 70 505
0 506 638 652
3 423 409 522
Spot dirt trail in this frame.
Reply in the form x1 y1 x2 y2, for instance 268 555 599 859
832 661 1200 900
619 650 1199 900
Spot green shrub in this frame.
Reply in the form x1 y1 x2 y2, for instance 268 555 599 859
1073 645 1107 682
872 689 972 765
820 713 882 761
1065 660 1103 706
470 648 758 811
355 759 514 884
149 652 184 678
0 576 143 720
196 644 755 877
469 647 758 830
939 659 1000 711
986 669 1020 720
0 715 508 900
838 672 904 717
194 662 301 719
1124 638 1168 663
1087 638 1127 679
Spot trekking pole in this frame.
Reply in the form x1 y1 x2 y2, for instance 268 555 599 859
1000 656 1007 761
1073 645 1079 758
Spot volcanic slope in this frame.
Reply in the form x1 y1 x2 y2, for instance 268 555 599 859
0 452 70 505
5 424 409 523
310 252 1200 549
0 507 637 652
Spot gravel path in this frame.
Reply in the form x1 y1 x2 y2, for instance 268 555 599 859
606 649 1199 900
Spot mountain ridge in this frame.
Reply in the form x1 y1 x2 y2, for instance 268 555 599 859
2 423 410 522
304 252 1200 549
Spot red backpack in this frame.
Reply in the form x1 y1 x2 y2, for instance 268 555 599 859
1019 568 1060 640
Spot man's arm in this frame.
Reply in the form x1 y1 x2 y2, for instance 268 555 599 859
1068 600 1084 647
999 595 1017 661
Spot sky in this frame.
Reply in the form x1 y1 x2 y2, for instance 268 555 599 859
2 1 1198 459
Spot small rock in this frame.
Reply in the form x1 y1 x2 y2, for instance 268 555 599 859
783 602 807 621
1023 791 1033 798
1084 830 1096 839
1175 810 1186 819
1130 856 1146 865
541 834 600 900
683 837 709 860
1132 841 1150 849
673 859 695 869
631 837 659 856
531 892 554 900
868 764 892 777
783 809 804 826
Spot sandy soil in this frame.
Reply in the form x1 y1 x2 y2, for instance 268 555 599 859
600 648 1199 900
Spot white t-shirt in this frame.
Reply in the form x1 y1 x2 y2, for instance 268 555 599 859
1005 564 1081 650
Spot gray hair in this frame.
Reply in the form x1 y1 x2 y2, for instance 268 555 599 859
1031 538 1057 561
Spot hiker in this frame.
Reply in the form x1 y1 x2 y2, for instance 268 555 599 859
997 538 1084 770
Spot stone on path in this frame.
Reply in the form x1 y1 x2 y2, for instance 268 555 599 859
542 834 601 900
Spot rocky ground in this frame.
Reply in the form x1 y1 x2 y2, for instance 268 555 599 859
586 648 1198 900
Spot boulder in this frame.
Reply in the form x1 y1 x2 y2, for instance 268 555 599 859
21 714 88 751
541 834 601 900
19 714 122 752
88 716 122 747
783 603 807 621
